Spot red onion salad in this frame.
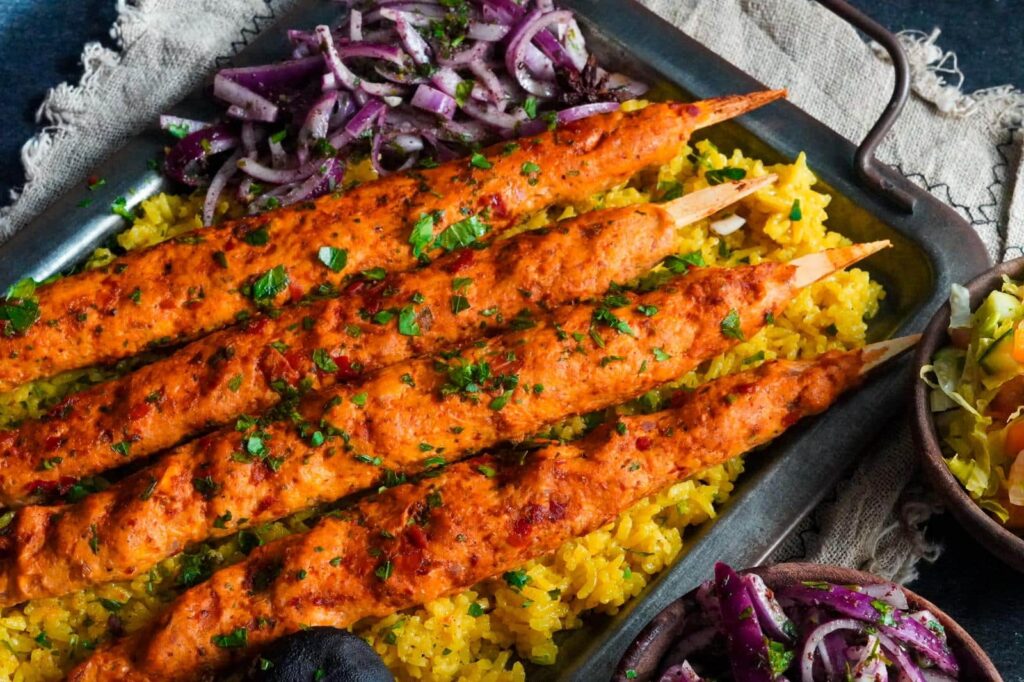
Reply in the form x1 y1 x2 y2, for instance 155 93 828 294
159 0 648 225
625 563 960 682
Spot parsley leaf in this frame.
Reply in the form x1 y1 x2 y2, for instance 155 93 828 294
720 308 744 340
704 167 747 185
251 265 289 302
397 306 421 336
212 627 248 649
317 246 348 272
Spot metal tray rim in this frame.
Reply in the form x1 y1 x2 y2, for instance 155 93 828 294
0 1 991 680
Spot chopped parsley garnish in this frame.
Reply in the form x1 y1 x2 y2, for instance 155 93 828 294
242 225 270 246
361 267 387 281
351 392 368 407
789 199 803 221
0 278 40 336
477 465 496 478
435 215 488 252
704 166 747 185
871 599 897 627
452 277 473 291
468 602 485 617
743 350 766 365
99 598 124 612
653 347 671 362
454 79 474 107
720 308 745 340
767 639 795 675
655 180 684 202
35 632 52 649
375 560 393 581
488 390 513 411
592 307 635 337
192 476 221 499
227 374 243 392
397 306 420 336
502 569 530 591
450 295 471 314
636 304 658 317
312 348 338 372
213 511 233 529
212 627 248 649
523 96 538 119
111 196 135 221
251 265 289 302
317 246 348 272
409 211 440 259
88 524 101 554
111 441 132 457
129 287 142 304
665 250 706 273
469 152 492 170
521 161 541 176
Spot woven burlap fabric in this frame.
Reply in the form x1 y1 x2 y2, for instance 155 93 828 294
2 0 1022 582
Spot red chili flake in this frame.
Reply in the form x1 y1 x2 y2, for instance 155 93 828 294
443 249 475 274
547 498 567 521
44 436 63 452
477 193 509 220
686 104 701 117
288 283 305 304
331 354 359 381
635 437 653 451
25 476 77 498
359 282 388 315
283 350 306 373
47 395 77 420
406 526 429 550
734 382 756 395
243 316 270 335
159 298 176 310
254 495 277 515
223 238 238 252
128 402 152 421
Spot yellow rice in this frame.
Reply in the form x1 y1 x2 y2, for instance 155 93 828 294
0 125 883 680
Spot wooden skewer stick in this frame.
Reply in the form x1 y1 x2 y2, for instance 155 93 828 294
859 334 922 373
790 240 892 289
693 89 788 129
662 174 777 224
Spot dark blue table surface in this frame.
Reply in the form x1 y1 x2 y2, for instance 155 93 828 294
1 1 1022 680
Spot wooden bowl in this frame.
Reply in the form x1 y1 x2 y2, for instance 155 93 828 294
614 562 1000 681
912 257 1024 573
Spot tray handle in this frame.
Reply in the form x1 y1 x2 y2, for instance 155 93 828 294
814 0 916 213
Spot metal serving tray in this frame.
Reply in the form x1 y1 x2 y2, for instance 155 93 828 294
0 0 990 680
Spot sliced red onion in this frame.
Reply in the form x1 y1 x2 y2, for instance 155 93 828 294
877 632 928 682
468 61 507 103
799 619 866 682
159 115 209 137
715 563 773 682
468 21 511 42
317 24 403 98
280 157 345 206
849 635 890 682
659 662 703 682
164 125 239 187
298 91 339 155
374 63 426 85
236 156 319 184
533 26 579 72
365 3 445 26
518 100 619 136
506 9 565 97
710 214 746 236
411 84 457 120
781 584 958 675
857 583 910 611
438 40 492 67
214 74 279 122
561 18 589 71
268 137 288 168
217 56 323 96
240 122 259 155
604 71 651 98
482 0 526 24
345 98 386 138
462 101 525 130
389 133 425 154
338 42 407 66
349 8 363 41
430 67 464 97
742 574 796 643
202 149 242 226
382 9 433 65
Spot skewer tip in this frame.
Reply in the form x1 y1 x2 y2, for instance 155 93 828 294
693 89 788 129
790 240 891 289
859 334 922 373
661 173 778 224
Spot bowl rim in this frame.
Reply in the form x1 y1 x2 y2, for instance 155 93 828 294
614 561 1002 681
911 256 1024 573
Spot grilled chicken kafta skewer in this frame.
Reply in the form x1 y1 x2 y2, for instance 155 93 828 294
0 176 776 509
0 91 786 392
0 242 887 606
67 337 918 682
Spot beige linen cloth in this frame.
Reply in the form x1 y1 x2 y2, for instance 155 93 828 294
2 0 1023 582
